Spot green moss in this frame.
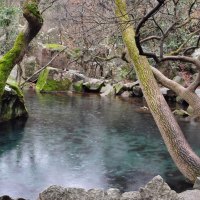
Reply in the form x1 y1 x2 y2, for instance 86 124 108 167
36 67 72 92
44 44 66 51
6 79 23 98
0 32 25 97
73 80 83 92
24 1 43 23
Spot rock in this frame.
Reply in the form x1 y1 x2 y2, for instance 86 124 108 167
132 86 143 97
73 80 84 92
0 196 13 200
123 81 139 91
139 175 183 200
120 192 140 200
36 67 72 92
38 185 66 200
65 188 87 200
83 79 104 92
179 189 200 200
100 84 115 97
0 79 28 123
65 70 88 83
107 188 121 200
193 177 200 189
22 56 38 80
121 91 131 98
173 109 190 117
87 189 105 200
38 176 184 200
114 83 124 95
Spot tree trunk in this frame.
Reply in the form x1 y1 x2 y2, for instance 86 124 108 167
0 0 43 97
115 0 200 183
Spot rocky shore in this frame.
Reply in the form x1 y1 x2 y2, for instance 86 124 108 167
1 176 200 200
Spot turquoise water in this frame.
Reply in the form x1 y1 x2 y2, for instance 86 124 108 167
0 91 199 199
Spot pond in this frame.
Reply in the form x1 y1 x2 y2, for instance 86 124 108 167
0 91 199 199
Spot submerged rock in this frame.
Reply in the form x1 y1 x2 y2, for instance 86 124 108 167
0 80 28 123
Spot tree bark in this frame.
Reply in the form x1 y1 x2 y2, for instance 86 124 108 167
152 67 200 117
0 0 43 97
115 0 200 183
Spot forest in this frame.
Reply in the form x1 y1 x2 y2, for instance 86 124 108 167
0 0 200 199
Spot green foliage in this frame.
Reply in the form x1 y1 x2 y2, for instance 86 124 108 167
0 1 21 54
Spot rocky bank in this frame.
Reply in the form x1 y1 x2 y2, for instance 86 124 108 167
1 176 200 200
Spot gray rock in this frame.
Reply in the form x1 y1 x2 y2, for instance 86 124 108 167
100 84 115 97
193 177 200 189
139 175 183 200
179 189 200 200
83 79 104 92
121 91 131 98
64 188 87 200
38 185 66 200
120 192 140 200
123 81 139 91
132 86 143 97
106 188 121 200
0 196 13 200
87 189 105 200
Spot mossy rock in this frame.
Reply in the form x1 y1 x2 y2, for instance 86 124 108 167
114 82 124 95
0 81 28 123
73 80 84 93
83 79 104 92
36 67 72 92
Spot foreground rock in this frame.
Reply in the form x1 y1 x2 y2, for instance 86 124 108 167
0 80 28 123
179 189 200 200
37 176 185 200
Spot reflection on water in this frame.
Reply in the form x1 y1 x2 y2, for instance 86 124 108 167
0 91 199 199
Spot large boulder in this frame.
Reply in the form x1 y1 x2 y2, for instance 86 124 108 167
36 67 72 92
0 80 28 123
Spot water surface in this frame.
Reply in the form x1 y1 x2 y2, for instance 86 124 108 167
0 91 199 199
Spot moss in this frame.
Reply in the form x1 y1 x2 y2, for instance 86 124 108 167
36 67 72 92
44 44 66 51
6 79 23 98
73 80 83 92
23 1 43 23
0 32 25 97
